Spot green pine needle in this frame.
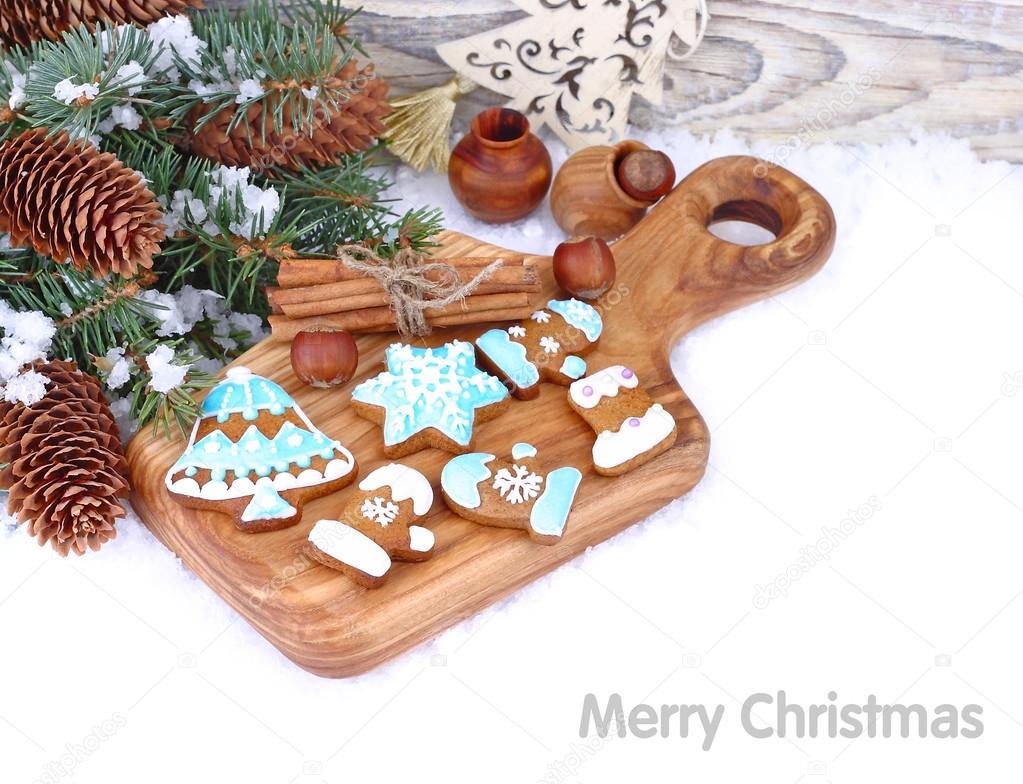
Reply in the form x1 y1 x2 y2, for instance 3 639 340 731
0 0 446 439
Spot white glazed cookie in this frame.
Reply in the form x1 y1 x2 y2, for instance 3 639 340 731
306 463 435 588
567 365 677 476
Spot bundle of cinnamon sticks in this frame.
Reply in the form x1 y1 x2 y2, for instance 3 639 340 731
267 256 539 341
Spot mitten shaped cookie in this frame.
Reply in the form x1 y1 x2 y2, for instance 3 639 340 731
440 442 582 544
165 367 358 533
351 340 510 457
474 298 603 399
306 463 435 588
568 365 677 476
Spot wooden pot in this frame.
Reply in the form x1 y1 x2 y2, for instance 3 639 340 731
550 139 655 241
448 108 553 224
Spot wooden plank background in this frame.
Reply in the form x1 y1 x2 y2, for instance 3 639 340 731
213 1 1023 161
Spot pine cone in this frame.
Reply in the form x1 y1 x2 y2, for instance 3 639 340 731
0 129 165 278
0 361 128 556
187 59 391 172
0 0 203 49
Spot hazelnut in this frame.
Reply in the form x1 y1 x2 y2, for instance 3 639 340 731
552 236 617 300
290 328 359 388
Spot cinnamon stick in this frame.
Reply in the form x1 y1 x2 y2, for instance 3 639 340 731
268 292 531 341
265 286 283 314
277 255 526 288
279 280 539 319
272 264 538 306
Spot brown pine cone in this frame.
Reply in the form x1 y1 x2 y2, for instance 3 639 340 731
0 0 204 49
0 361 128 556
187 59 391 172
0 129 165 278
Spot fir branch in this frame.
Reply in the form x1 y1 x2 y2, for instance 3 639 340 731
0 46 33 141
22 24 169 140
0 2 445 442
166 0 361 141
124 339 216 438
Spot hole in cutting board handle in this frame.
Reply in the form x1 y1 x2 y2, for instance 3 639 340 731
707 199 781 246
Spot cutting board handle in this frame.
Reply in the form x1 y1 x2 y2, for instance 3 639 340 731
613 155 836 347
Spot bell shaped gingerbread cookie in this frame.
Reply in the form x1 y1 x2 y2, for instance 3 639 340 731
474 298 602 399
306 463 435 587
165 366 358 532
351 340 510 457
568 365 677 476
441 442 582 544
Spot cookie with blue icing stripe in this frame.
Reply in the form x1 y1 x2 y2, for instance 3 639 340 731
440 443 582 545
165 366 358 533
475 298 602 400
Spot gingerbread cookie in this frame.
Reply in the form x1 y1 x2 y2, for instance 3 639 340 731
165 366 358 532
306 463 435 588
351 340 510 457
567 365 677 476
474 298 603 399
440 442 582 544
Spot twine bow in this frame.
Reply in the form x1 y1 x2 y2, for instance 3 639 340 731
335 244 502 337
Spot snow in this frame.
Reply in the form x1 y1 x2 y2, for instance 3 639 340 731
2 369 49 405
235 78 264 104
52 78 100 106
208 166 281 239
3 128 1023 783
145 344 189 394
0 301 54 386
97 103 143 134
134 285 264 354
100 347 134 391
113 61 147 96
147 15 205 78
5 62 26 110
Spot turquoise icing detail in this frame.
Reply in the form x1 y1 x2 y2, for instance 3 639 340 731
511 442 537 460
441 453 495 510
351 341 509 447
547 299 603 342
169 421 337 483
242 478 297 522
202 368 291 423
476 329 540 389
560 355 586 379
530 466 582 539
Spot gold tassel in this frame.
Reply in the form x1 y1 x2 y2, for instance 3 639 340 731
383 75 477 173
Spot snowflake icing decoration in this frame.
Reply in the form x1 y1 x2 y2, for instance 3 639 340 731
351 341 508 447
531 310 551 324
493 464 543 504
539 336 560 354
508 325 527 338
362 496 400 526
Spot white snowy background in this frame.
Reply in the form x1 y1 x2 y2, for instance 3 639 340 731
2 123 1022 783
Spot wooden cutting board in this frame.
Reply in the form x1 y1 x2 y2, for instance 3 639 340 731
126 155 835 677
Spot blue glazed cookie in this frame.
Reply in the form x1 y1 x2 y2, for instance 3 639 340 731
351 340 511 457
440 442 582 545
475 298 603 400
